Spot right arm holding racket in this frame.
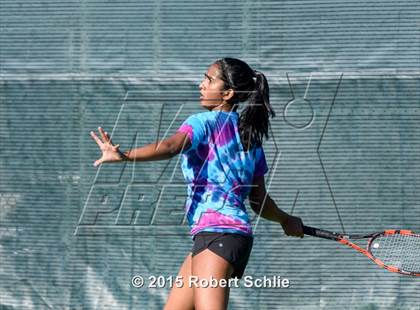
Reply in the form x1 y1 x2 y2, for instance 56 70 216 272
249 175 419 276
249 175 304 238
89 127 191 167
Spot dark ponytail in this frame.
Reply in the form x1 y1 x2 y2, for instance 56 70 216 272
214 58 276 151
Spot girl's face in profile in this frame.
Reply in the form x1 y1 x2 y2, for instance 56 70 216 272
199 63 229 111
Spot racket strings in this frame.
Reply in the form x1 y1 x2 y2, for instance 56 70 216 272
370 234 420 272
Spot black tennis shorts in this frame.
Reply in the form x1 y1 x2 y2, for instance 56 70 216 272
192 232 254 279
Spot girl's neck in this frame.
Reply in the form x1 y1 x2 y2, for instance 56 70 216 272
211 102 235 113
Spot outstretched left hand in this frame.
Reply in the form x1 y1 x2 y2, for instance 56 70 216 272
90 127 127 167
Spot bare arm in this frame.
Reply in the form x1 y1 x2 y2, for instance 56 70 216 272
90 127 191 166
249 175 304 237
123 131 191 161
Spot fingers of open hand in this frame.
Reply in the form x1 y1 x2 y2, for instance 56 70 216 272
100 128 117 148
91 127 117 150
98 127 109 143
90 131 103 146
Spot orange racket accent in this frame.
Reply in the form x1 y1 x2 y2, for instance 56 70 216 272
384 229 397 234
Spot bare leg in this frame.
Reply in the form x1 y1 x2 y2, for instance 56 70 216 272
192 249 234 310
164 253 194 310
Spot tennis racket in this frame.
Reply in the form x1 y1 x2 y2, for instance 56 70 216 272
302 225 420 276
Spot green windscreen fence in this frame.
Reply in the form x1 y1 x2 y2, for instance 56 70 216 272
1 1 419 309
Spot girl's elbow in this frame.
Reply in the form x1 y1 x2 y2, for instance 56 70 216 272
161 137 181 157
167 132 191 156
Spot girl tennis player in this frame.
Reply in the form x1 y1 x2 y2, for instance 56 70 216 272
90 58 304 310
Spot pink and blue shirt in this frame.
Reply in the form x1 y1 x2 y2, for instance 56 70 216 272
177 110 269 237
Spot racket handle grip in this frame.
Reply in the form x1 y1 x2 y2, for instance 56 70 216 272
302 225 317 236
302 225 340 240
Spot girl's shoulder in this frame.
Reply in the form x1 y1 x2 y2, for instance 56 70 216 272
181 112 212 130
193 111 215 118
186 110 235 123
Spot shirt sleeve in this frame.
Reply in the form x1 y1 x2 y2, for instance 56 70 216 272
254 145 269 176
176 114 207 152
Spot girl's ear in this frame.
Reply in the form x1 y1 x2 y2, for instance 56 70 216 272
222 89 235 101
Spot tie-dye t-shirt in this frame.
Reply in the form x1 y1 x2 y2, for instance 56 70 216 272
177 110 269 237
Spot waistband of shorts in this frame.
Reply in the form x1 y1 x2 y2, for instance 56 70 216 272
193 231 254 240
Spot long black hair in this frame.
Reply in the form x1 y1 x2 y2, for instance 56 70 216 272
214 58 275 151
